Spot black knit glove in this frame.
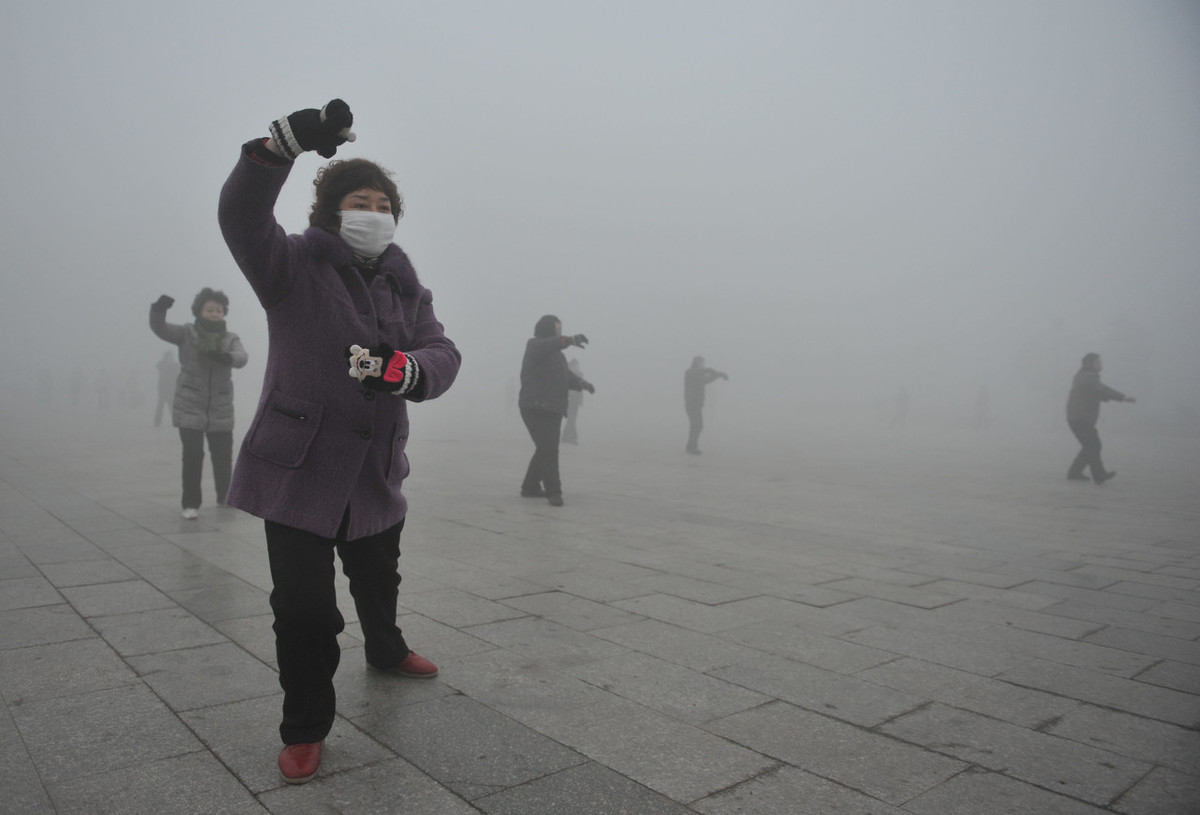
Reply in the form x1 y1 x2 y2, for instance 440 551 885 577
269 99 356 160
152 295 174 311
570 334 589 348
346 343 420 395
205 350 233 366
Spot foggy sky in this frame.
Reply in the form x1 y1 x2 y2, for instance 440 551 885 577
3 1 1198 450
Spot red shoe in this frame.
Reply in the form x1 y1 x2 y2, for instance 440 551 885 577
278 740 323 784
388 652 439 678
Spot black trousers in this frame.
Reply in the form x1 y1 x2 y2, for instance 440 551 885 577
521 407 563 497
178 428 232 509
1068 420 1106 480
265 517 410 745
686 403 703 452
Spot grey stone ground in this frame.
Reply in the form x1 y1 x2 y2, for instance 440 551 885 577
1 412 1198 814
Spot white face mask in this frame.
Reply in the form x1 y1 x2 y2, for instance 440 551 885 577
338 210 396 257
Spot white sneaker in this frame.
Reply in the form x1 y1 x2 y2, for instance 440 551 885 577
182 508 199 520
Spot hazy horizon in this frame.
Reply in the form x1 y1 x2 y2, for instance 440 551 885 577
3 1 1198 454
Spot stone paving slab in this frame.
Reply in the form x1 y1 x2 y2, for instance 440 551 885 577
1045 703 1200 775
997 658 1200 727
901 768 1115 815
707 701 967 804
879 702 1151 806
14 684 203 787
856 656 1081 729
363 693 587 800
2 418 1199 813
474 760 694 815
47 751 270 815
691 765 909 815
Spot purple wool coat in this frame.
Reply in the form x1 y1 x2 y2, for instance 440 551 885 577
218 144 461 540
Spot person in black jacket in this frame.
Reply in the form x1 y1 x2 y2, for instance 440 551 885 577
685 356 728 454
1066 352 1135 484
519 315 594 506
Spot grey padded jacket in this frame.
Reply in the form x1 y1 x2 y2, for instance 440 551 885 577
149 307 249 432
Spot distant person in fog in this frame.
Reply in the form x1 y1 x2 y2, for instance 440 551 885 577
1066 352 1135 484
520 315 594 505
155 350 180 427
561 359 585 445
150 289 249 519
685 356 728 454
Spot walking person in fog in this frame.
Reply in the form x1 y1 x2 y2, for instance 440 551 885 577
684 356 728 454
219 99 460 784
1066 352 1135 484
519 315 594 505
154 350 180 427
150 289 248 519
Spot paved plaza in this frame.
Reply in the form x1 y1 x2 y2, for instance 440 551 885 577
2 412 1198 814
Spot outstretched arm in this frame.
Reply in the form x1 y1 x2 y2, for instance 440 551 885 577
149 296 184 346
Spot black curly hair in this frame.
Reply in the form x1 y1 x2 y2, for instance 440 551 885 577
191 288 229 318
309 158 403 233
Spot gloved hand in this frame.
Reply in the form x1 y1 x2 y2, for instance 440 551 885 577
269 99 357 160
570 334 589 348
205 350 233 366
584 381 596 394
346 343 420 395
152 295 174 311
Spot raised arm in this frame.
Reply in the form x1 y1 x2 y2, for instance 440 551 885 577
149 295 185 345
218 100 357 309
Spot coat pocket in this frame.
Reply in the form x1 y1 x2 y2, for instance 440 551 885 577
386 427 410 483
245 391 324 468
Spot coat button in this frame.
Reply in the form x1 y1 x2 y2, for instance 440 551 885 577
359 429 372 440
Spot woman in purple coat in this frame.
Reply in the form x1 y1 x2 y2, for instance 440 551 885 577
218 100 461 784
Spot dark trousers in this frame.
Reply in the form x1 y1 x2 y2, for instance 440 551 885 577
686 404 703 452
521 407 563 497
265 518 409 745
179 428 232 509
1068 420 1106 480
